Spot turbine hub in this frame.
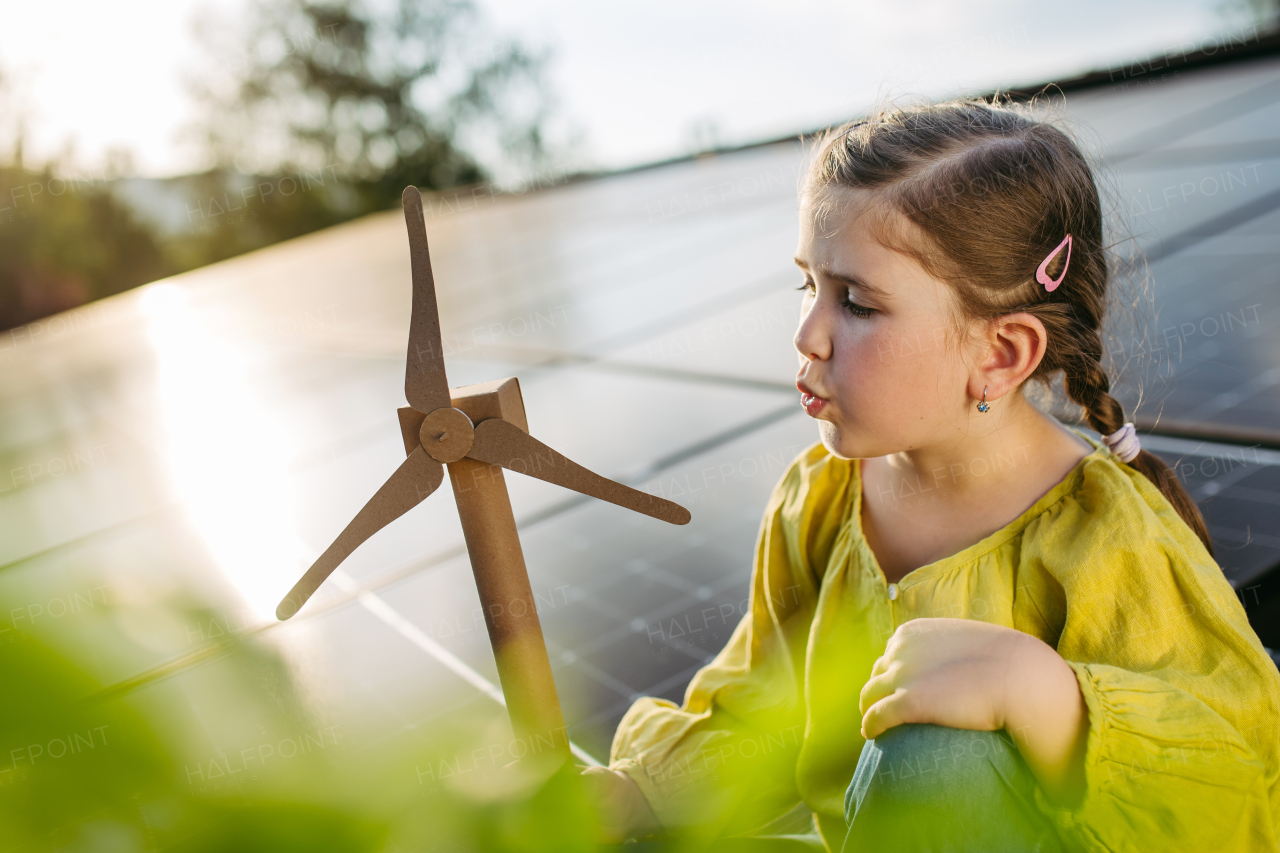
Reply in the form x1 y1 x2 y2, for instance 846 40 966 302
419 407 475 463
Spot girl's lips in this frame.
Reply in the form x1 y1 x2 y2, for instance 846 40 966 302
796 380 828 417
800 392 827 417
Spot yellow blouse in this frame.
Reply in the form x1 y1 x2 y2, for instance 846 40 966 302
609 437 1280 852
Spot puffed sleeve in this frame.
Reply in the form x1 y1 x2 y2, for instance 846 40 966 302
608 442 853 842
1025 456 1280 851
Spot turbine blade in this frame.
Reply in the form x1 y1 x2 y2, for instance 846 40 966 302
402 186 451 413
466 418 690 526
277 446 444 619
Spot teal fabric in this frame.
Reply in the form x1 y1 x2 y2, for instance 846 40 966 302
842 724 1065 853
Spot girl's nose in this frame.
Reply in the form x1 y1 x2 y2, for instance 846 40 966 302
794 300 832 362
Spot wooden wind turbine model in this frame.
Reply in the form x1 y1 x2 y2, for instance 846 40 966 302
276 186 691 765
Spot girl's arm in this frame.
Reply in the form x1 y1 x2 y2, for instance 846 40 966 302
999 630 1090 807
580 765 660 842
858 618 1089 806
863 489 1280 850
604 445 840 840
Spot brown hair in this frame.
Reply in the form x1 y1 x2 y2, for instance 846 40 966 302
803 98 1212 554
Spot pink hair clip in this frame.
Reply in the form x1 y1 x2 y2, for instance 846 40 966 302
1036 234 1072 292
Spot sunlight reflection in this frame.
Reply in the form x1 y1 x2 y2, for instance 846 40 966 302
140 283 300 622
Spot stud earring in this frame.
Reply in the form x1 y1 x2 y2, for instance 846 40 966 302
976 386 990 413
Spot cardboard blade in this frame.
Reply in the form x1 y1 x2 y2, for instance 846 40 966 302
276 445 444 619
402 186 451 413
466 418 690 525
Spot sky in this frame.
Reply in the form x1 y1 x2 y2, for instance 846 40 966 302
0 0 1256 179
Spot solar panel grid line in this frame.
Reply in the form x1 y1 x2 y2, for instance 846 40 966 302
1216 485 1280 505
1107 71 1280 163
557 573 693 625
0 502 178 576
629 595 753 661
585 360 795 395
335 571 613 767
569 659 710 736
81 555 462 700
1146 186 1280 262
1121 142 1280 170
422 151 797 249
618 559 712 597
556 653 648 705
1190 459 1268 501
445 346 798 396
632 630 717 668
361 696 555 785
552 592 720 670
424 270 797 380
432 200 797 338
553 570 690 627
92 618 278 705
1213 527 1280 550
358 690 497 751
1183 365 1280 421
631 405 802 481
282 415 418 476
463 412 784 537
635 657 720 702
576 268 797 358
555 563 754 662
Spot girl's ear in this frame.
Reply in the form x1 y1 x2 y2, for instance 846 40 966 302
969 312 1048 403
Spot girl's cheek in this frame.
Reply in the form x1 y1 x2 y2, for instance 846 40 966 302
828 337 887 408
866 319 953 381
845 327 899 378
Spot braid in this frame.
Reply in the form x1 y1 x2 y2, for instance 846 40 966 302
1059 325 1122 437
1064 352 1214 555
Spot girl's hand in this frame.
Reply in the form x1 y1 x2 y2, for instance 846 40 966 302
859 617 1089 807
580 765 660 843
859 617 1024 740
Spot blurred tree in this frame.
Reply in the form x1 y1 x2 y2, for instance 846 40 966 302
192 0 555 212
0 3 561 332
0 166 173 330
0 64 174 331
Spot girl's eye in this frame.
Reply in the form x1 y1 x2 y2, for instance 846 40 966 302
842 294 874 319
795 280 874 318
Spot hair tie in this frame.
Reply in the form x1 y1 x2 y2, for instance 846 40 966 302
1102 422 1141 463
1036 234 1072 292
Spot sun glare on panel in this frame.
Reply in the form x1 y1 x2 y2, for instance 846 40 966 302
140 283 301 622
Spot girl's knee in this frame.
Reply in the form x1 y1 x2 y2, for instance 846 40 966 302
845 724 1024 822
874 723 1017 768
843 725 1062 852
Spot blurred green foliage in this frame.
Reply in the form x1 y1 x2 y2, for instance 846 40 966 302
0 586 608 852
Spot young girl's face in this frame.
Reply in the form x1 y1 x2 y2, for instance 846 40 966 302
793 187 977 460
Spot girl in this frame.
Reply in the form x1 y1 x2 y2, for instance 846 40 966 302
582 100 1280 851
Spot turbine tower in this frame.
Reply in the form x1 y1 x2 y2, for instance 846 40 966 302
276 187 691 764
